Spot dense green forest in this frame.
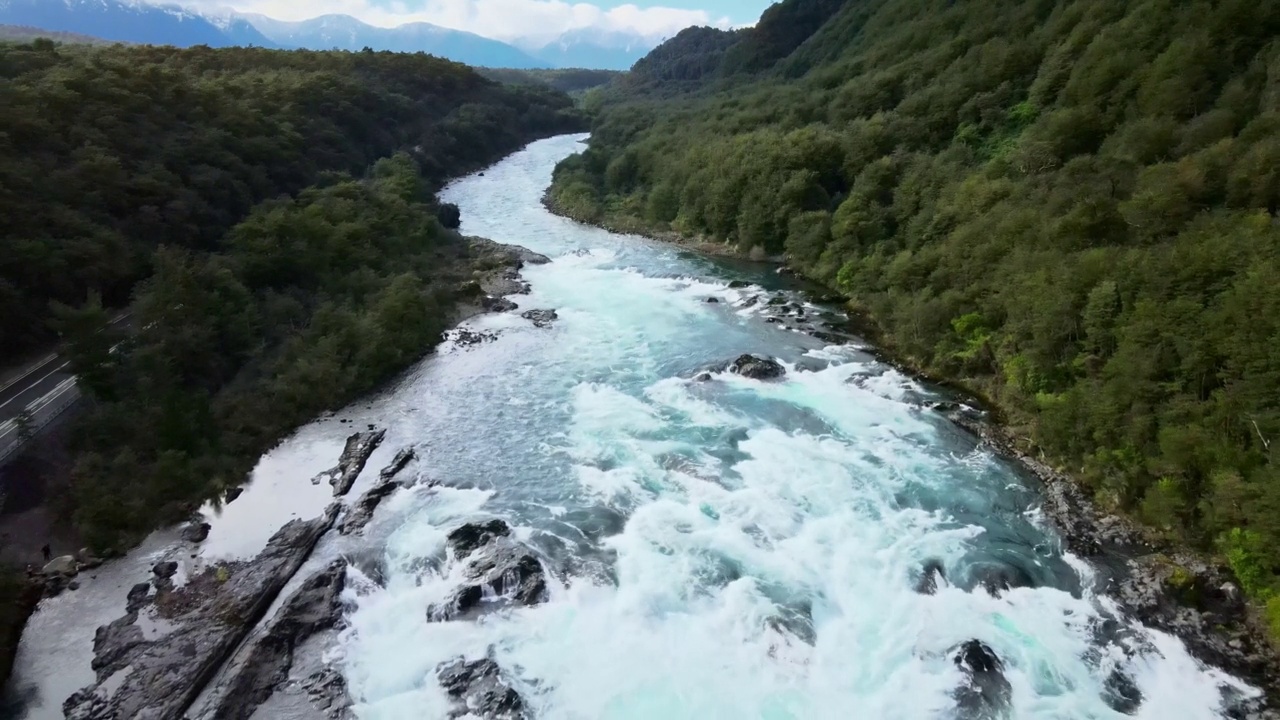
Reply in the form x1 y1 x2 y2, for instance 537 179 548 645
0 39 583 549
549 0 1280 624
478 67 620 97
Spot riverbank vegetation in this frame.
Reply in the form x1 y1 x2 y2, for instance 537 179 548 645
0 39 583 549
548 0 1280 623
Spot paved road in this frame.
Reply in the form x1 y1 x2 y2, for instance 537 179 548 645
0 313 129 465
0 354 73 426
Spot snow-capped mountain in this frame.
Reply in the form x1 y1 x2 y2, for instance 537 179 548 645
0 0 274 47
522 28 665 71
241 13 547 68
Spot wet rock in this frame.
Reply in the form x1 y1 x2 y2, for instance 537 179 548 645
78 547 104 570
192 560 348 720
741 295 759 308
470 238 550 268
520 308 558 328
436 657 528 720
704 297 721 303
301 667 354 718
319 429 386 497
915 559 946 595
970 563 1034 596
153 561 178 579
90 614 145 674
776 267 797 277
339 448 418 535
1103 667 1143 715
68 580 80 591
928 401 963 413
430 521 547 621
225 486 244 504
728 280 750 289
183 522 212 544
767 295 788 306
447 519 512 559
1114 553 1280 700
42 555 77 576
482 295 519 313
64 507 341 720
694 372 713 382
953 640 1011 718
809 330 848 345
449 328 498 347
126 582 152 613
729 354 786 380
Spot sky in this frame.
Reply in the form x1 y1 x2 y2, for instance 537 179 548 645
183 0 777 46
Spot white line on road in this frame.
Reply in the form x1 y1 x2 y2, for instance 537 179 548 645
0 353 59 396
0 361 71 412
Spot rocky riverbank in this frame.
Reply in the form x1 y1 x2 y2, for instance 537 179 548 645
544 202 1280 715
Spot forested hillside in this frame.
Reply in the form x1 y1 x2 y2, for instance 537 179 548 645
548 0 1280 621
0 40 582 549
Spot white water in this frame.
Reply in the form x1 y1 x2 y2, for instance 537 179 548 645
337 135 1256 719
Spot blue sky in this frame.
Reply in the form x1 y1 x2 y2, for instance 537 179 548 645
186 0 778 45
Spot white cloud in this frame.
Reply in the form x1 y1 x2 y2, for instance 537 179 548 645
176 0 730 47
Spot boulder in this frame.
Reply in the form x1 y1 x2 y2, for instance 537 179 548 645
152 561 178 579
126 582 152 613
520 309 558 328
482 296 519 313
741 295 760 308
225 486 244 504
430 521 547 621
729 354 786 380
436 657 528 720
78 547 104 570
339 448 418 536
728 280 751 289
183 522 212 544
42 555 77 576
447 519 512 560
320 429 386 497
915 559 946 595
704 297 721 303
953 640 1011 718
449 328 498 347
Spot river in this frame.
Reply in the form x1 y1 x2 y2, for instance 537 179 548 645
331 134 1253 719
2 133 1256 720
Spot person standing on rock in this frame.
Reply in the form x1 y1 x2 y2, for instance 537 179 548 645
41 544 51 562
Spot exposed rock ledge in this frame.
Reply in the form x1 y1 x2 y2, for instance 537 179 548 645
63 429 399 720
950 413 1280 715
64 508 339 719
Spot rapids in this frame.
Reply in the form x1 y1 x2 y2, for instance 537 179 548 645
333 134 1254 719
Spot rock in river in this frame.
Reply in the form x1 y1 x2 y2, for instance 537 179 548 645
953 640 1011 718
339 448 418 535
437 656 529 720
182 521 212 543
319 429 386 497
429 520 547 621
520 308 558 328
729 354 786 380
42 555 77 576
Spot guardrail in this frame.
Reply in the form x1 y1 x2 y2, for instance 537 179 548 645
0 378 81 467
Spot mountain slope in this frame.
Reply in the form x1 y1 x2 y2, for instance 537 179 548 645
549 0 1280 624
0 0 274 47
243 13 547 68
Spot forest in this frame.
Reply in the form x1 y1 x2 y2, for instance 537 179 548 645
0 39 583 549
548 0 1280 626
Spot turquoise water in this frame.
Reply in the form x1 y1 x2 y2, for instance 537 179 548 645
338 135 1252 719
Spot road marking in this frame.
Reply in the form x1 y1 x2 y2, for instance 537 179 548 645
0 361 71 413
0 353 59 396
